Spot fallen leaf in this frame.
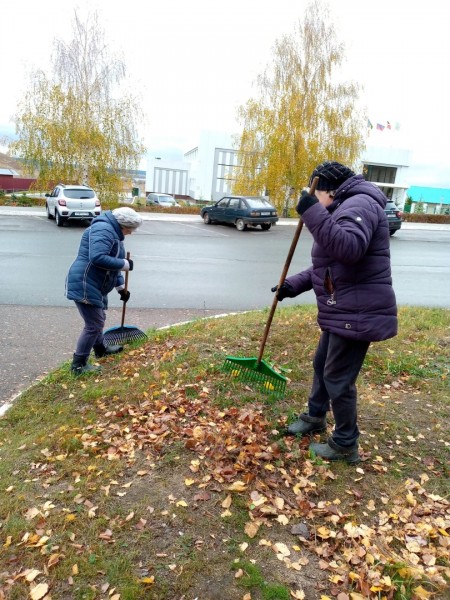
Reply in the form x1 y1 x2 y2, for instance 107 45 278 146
273 542 290 557
277 514 289 525
47 553 61 568
244 521 260 538
29 583 49 600
227 481 247 492
412 586 432 599
24 507 41 521
23 569 41 582
221 495 232 508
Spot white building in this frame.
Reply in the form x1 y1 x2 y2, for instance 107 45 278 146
145 157 190 198
360 142 411 208
146 130 411 208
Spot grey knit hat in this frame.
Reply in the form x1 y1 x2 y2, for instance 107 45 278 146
309 161 355 191
112 207 143 229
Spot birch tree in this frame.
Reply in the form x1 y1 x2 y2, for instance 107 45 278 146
233 1 366 215
11 11 145 200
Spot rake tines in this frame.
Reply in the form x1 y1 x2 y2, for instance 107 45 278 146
103 325 148 346
222 356 287 396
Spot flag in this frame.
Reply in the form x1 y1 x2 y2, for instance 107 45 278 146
387 121 391 129
367 119 373 129
376 123 385 131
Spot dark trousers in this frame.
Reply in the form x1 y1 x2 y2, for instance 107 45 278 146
74 302 106 359
308 331 370 447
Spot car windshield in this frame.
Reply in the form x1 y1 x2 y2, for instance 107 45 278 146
245 198 274 209
65 188 95 199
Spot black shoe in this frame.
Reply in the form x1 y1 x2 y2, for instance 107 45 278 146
285 412 327 436
93 343 123 358
71 354 102 376
309 437 360 464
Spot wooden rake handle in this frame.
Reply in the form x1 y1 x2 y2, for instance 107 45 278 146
121 251 130 328
257 176 319 364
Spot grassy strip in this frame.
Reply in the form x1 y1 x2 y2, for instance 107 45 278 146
0 305 448 599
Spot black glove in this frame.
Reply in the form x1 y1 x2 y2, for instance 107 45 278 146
119 289 130 303
271 281 295 301
296 190 318 216
127 258 134 271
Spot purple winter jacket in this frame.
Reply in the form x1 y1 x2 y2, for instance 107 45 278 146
286 174 397 342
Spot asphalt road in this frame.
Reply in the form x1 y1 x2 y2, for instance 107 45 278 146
1 208 449 412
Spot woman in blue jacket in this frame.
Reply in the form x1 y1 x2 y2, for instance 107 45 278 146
66 207 143 375
273 161 397 464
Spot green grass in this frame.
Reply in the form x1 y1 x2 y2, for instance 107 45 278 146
232 560 290 599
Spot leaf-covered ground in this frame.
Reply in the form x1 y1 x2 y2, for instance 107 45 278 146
0 306 449 600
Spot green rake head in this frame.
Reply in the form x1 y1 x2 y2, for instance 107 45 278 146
222 355 287 396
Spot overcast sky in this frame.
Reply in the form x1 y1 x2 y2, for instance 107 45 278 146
1 0 449 187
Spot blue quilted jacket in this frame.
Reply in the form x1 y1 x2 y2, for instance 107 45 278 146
65 211 127 309
286 175 397 342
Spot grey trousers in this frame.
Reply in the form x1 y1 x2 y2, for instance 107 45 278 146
308 331 370 447
74 301 106 358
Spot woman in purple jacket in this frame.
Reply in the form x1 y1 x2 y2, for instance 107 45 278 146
273 161 397 464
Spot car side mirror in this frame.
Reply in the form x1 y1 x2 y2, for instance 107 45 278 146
45 193 50 197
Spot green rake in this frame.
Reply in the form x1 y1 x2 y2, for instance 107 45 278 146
103 252 148 346
223 177 319 396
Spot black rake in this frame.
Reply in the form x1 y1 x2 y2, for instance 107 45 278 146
103 252 148 346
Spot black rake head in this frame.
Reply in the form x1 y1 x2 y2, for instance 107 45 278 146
103 326 148 346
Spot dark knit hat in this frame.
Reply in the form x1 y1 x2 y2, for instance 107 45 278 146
309 161 355 191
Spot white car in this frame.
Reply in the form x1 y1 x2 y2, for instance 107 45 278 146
146 193 180 207
45 183 101 227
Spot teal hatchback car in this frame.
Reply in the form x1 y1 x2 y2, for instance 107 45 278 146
201 195 279 231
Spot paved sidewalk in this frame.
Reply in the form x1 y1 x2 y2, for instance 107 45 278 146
1 206 449 229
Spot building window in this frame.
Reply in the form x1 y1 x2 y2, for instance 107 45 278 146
363 164 397 184
362 164 397 199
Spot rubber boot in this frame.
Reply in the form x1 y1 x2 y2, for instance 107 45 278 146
71 354 102 376
309 437 360 464
285 412 327 436
93 343 123 358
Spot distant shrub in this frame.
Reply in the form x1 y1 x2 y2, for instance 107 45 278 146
403 213 450 224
